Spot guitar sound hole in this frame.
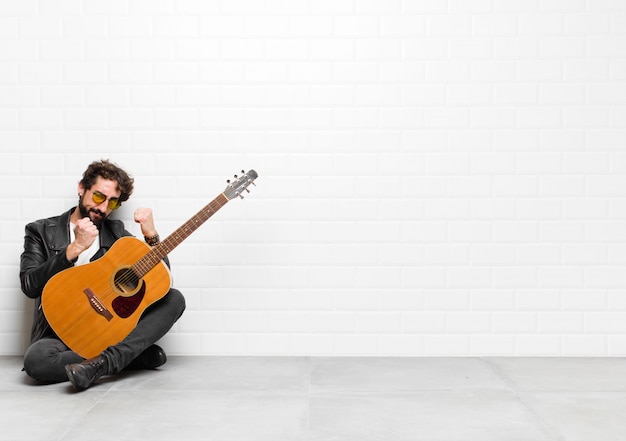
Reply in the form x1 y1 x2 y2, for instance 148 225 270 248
114 268 140 294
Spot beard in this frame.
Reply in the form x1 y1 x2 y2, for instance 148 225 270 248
77 196 108 229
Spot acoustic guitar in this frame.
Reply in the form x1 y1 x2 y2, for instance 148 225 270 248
41 169 258 358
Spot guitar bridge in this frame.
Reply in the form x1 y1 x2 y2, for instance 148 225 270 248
83 288 113 321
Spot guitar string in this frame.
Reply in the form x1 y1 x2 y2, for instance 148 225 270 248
109 195 227 290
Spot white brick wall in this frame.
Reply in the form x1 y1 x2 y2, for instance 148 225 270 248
2 0 626 356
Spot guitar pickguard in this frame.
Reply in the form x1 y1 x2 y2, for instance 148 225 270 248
111 282 146 319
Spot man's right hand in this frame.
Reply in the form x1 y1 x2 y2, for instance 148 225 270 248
66 217 98 261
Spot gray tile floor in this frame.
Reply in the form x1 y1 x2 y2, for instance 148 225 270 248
1 356 625 440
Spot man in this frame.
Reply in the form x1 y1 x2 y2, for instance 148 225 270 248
20 159 185 391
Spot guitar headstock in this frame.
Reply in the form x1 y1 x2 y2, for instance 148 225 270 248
223 169 258 200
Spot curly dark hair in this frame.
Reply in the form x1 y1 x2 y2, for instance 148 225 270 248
79 159 134 203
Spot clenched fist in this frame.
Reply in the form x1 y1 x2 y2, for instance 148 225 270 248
66 217 99 261
134 207 157 238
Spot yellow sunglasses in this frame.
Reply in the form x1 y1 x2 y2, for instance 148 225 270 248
91 190 122 210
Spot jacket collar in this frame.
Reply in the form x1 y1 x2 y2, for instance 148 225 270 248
49 208 73 252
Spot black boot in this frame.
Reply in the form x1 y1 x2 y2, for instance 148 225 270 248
65 356 109 392
128 344 167 370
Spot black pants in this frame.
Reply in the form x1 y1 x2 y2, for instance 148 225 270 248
23 288 185 383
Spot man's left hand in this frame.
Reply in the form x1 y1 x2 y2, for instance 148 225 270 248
134 207 157 238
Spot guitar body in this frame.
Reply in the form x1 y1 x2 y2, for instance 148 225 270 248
42 236 172 359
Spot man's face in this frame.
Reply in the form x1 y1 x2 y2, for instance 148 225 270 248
77 177 122 228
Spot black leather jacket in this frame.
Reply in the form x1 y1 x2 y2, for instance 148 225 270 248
20 207 132 343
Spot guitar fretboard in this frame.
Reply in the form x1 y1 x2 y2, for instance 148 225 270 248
131 193 229 277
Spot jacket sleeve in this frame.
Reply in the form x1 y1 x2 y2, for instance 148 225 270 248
19 222 75 299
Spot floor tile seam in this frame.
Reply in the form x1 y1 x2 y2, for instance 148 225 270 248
103 388 310 395
56 389 112 441
482 357 567 441
481 357 626 393
305 356 313 438
482 357 524 393
518 389 626 396
307 388 521 397
95 388 525 396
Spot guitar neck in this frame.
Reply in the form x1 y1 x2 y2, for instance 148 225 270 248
132 193 229 277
